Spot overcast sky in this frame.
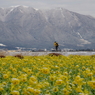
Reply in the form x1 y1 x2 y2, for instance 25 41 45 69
0 0 95 17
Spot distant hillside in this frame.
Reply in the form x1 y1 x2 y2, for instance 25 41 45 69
0 6 95 50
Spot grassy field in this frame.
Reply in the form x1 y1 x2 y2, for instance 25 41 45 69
0 54 95 95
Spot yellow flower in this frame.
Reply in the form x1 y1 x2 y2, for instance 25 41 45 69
55 79 63 85
53 87 59 92
22 88 30 95
27 69 33 74
0 87 4 91
88 72 93 77
11 78 20 85
34 89 41 95
2 82 7 86
84 89 90 95
64 72 68 76
76 65 79 68
36 83 43 89
88 81 95 89
29 79 38 85
75 86 83 93
44 82 50 87
49 75 56 81
21 74 27 78
85 68 91 74
73 75 83 85
1 54 95 94
41 67 50 74
12 68 17 72
82 66 86 70
79 93 88 95
2 62 6 66
22 68 27 73
45 90 51 95
11 90 19 95
63 88 70 95
21 77 27 82
30 75 37 81
27 87 34 93
3 74 9 79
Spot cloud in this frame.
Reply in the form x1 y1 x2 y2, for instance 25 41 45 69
0 0 95 17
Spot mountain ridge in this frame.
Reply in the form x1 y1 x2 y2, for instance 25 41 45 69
0 6 95 50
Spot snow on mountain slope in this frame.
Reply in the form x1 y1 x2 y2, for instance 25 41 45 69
0 6 95 49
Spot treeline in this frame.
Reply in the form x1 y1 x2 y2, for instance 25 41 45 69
75 49 95 51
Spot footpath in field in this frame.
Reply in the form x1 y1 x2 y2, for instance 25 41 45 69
6 51 95 56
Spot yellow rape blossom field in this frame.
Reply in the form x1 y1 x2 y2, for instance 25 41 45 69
0 54 95 95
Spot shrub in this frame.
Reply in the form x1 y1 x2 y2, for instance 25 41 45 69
14 54 24 59
48 53 62 56
90 55 95 58
0 55 6 58
0 51 6 58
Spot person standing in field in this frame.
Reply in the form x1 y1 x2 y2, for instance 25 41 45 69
54 41 59 51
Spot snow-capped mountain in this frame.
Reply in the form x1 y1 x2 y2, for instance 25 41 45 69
0 5 95 50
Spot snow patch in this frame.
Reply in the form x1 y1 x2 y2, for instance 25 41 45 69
57 7 65 18
77 32 83 39
19 10 23 13
0 43 6 46
80 39 91 44
34 8 39 11
10 5 21 8
21 5 29 8
9 8 14 12
60 9 65 18
10 5 29 10
77 32 91 45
